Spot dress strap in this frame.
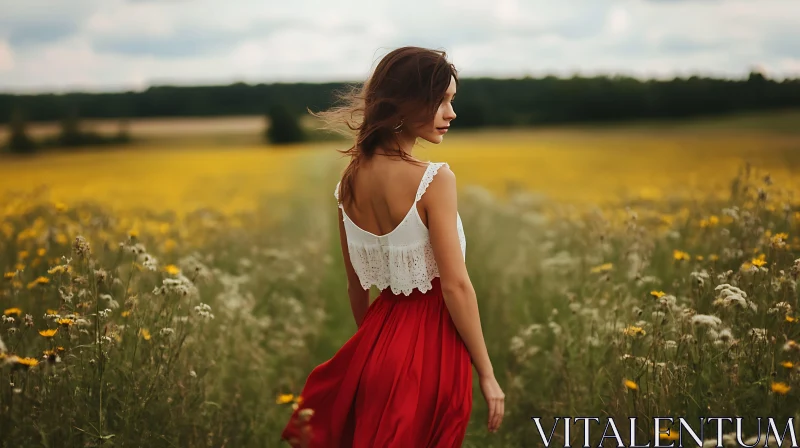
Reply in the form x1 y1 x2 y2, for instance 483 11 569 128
415 162 449 202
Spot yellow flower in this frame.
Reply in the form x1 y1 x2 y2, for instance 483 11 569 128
673 250 690 261
56 318 75 327
590 263 613 274
18 250 29 260
139 328 151 341
624 379 638 391
699 215 719 228
38 328 58 338
3 271 16 280
46 309 58 315
659 430 679 441
622 326 646 337
695 255 704 261
771 382 791 395
164 264 181 275
276 393 295 404
55 233 69 245
650 291 666 299
3 307 22 317
781 361 794 369
48 265 67 275
163 238 177 252
121 311 131 318
709 254 719 262
129 229 139 238
751 257 767 267
26 276 50 289
787 315 797 323
15 357 40 369
37 248 46 257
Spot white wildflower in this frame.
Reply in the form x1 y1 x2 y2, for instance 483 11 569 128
0 335 6 353
193 303 215 320
664 340 677 350
159 327 175 337
58 287 74 303
690 270 710 286
548 321 562 336
691 314 722 328
520 324 543 337
722 207 739 220
100 294 120 309
141 254 158 271
510 336 525 353
782 340 800 352
718 328 734 342
75 318 92 327
657 294 678 311
748 328 768 342
635 275 659 286
768 302 793 315
178 253 212 283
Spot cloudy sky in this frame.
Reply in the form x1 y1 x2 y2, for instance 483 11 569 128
1 0 798 93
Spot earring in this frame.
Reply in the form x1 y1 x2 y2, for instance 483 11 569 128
393 119 404 133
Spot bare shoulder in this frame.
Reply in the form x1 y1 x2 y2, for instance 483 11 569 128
422 163 457 204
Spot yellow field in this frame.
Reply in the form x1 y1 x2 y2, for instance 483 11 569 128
3 112 800 445
2 112 800 215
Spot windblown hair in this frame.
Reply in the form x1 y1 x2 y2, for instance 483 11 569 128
310 46 459 207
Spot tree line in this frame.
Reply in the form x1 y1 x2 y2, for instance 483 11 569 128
1 72 798 130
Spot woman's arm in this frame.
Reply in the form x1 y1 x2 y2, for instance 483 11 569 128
423 166 494 378
425 166 505 433
337 207 370 327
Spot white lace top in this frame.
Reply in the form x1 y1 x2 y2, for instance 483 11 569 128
335 161 466 296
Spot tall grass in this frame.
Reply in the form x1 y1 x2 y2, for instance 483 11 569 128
2 159 800 447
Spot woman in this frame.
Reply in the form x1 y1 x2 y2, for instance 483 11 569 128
281 46 504 447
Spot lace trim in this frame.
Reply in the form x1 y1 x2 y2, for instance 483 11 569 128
347 239 440 296
415 162 448 202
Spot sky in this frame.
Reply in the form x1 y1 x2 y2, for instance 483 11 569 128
0 0 799 93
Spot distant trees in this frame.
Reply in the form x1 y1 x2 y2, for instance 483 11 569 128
2 106 132 154
1 72 799 129
265 104 305 144
5 108 36 154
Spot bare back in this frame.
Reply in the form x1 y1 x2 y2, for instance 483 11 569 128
341 157 432 237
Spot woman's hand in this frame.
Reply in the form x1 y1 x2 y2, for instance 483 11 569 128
479 373 505 433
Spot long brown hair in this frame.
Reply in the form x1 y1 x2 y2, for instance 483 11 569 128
310 46 459 207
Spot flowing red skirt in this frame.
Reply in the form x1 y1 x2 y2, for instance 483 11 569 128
280 276 473 447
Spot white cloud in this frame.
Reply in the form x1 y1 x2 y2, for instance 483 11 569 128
0 40 14 72
0 0 798 92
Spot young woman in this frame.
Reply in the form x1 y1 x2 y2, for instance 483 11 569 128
281 46 504 447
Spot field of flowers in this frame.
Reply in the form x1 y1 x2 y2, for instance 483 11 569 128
2 113 800 447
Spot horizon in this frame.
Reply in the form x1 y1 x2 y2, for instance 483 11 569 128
1 68 794 96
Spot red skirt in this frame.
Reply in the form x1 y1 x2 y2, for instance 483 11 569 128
280 276 473 447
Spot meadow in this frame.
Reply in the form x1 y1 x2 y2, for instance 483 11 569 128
1 110 800 447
